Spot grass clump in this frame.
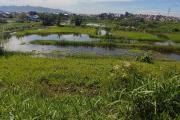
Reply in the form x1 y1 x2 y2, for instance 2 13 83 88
136 51 153 63
130 75 180 120
30 40 116 48
106 61 180 119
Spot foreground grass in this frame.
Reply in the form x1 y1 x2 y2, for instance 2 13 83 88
30 40 180 54
0 54 179 119
16 26 98 37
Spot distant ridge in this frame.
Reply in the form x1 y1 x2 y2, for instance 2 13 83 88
0 6 69 14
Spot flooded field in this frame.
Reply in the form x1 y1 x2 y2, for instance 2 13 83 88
0 33 179 60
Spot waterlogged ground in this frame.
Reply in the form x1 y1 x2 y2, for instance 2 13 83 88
0 26 179 60
1 33 179 60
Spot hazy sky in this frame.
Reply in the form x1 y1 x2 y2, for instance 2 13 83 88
0 0 180 16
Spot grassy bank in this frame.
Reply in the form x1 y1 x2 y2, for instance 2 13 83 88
16 26 98 37
16 26 180 43
112 30 162 41
30 40 116 48
164 33 180 43
0 22 41 33
0 54 179 119
30 40 180 54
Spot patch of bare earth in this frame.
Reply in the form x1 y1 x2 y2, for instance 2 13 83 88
40 79 100 96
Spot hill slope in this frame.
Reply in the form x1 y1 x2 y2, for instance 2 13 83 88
0 6 69 13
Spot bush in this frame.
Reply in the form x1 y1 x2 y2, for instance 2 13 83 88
0 47 4 55
108 63 180 119
136 51 153 63
172 28 180 32
108 62 143 92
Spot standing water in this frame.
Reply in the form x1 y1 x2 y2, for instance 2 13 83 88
1 33 180 61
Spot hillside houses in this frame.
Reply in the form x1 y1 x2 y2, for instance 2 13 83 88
97 12 180 22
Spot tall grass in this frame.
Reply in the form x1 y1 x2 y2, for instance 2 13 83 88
0 55 179 119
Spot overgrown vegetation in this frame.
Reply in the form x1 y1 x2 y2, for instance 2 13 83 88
136 51 153 63
0 55 179 119
0 11 180 119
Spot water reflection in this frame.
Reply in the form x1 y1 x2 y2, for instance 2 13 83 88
17 33 99 41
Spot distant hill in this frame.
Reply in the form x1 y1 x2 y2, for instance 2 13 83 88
0 6 69 14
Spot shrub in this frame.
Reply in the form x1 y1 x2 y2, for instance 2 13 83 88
0 47 4 55
172 28 180 32
108 62 143 92
136 51 153 63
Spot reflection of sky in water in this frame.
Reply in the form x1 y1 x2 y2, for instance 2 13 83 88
17 34 98 42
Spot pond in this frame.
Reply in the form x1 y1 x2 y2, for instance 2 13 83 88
16 33 99 41
1 33 180 61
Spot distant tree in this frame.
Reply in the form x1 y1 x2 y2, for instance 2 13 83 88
172 28 180 32
28 11 37 16
56 13 62 26
39 13 57 26
75 17 82 26
72 16 83 26
16 13 27 23
0 18 7 24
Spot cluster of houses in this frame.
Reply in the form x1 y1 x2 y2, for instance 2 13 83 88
26 11 40 22
0 11 12 18
0 10 179 23
133 14 180 22
0 11 40 22
95 12 180 22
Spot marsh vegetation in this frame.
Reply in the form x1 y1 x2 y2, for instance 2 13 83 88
0 12 180 119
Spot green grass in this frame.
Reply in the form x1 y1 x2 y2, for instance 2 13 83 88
30 40 116 48
149 22 180 33
16 26 98 37
0 22 41 33
0 54 179 119
112 30 161 41
30 40 180 54
164 33 180 43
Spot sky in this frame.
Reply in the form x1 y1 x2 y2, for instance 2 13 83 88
0 0 180 17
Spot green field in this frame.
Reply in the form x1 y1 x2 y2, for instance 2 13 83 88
164 33 180 42
0 54 179 119
16 26 98 37
0 22 41 33
112 30 161 41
